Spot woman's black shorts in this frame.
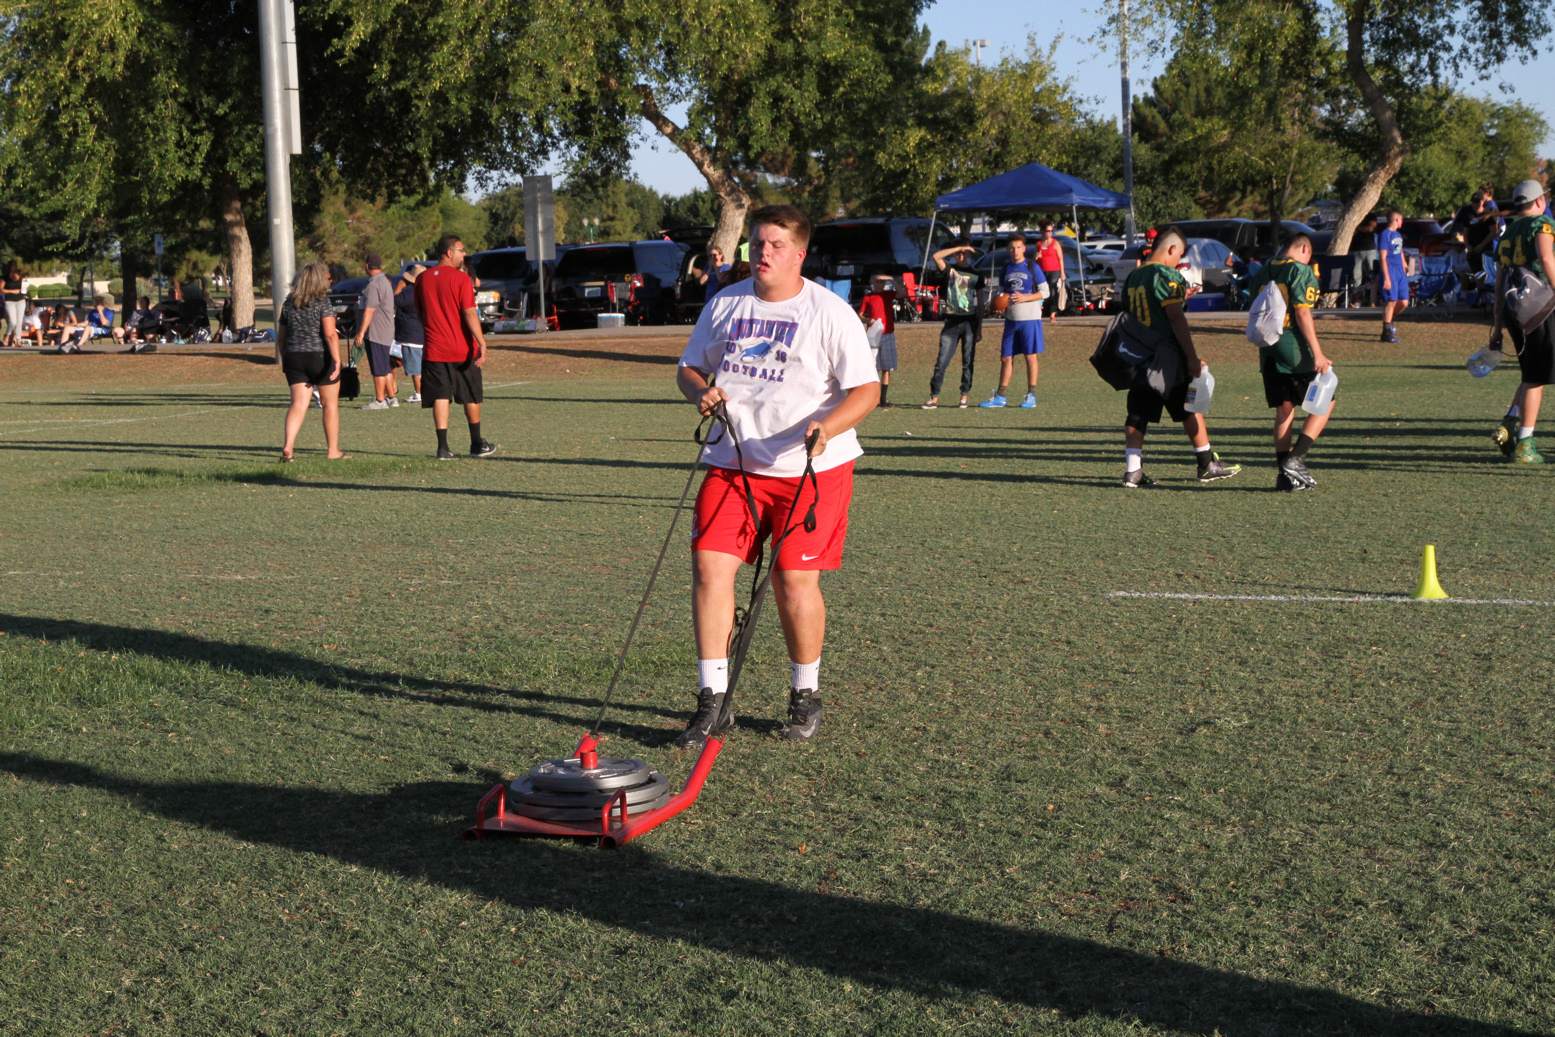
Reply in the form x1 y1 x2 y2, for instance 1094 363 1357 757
421 359 484 406
282 349 339 386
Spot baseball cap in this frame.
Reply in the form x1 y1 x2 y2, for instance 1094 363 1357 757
403 263 426 281
365 252 383 270
1145 228 1158 241
1513 179 1546 206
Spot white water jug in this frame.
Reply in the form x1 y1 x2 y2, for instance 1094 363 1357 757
1301 369 1338 416
1184 366 1215 414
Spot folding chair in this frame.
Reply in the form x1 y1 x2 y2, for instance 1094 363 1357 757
1314 254 1352 309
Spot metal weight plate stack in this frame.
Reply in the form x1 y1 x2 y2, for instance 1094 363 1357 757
510 756 673 821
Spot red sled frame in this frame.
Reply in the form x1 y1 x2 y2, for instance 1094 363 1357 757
463 733 723 849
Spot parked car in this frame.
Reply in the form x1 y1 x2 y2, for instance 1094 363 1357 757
1399 218 1451 258
551 240 689 329
1168 218 1315 261
970 240 1117 315
326 276 371 340
1104 237 1238 297
802 217 960 302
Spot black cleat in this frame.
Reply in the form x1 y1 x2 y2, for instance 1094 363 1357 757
436 447 458 461
1121 469 1156 489
675 688 728 749
470 439 498 458
1280 455 1317 490
1197 453 1242 483
1494 415 1519 458
781 688 822 741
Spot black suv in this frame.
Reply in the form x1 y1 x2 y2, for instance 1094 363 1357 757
801 217 959 302
551 241 688 329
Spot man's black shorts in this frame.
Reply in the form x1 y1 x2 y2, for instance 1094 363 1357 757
1512 314 1555 386
1262 369 1322 408
281 349 339 387
365 341 394 377
421 359 484 406
1126 381 1191 426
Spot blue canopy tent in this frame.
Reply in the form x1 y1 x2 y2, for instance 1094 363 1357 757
926 162 1134 307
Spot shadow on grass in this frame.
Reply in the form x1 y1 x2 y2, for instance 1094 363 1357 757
495 343 678 366
0 614 678 745
0 751 1533 1037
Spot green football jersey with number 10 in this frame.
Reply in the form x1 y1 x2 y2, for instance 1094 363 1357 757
1121 262 1188 340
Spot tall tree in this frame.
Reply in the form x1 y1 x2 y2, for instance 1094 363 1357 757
1103 0 1555 254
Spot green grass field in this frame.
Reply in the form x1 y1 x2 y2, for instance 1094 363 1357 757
1 320 1552 1036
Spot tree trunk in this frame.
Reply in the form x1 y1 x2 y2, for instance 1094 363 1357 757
614 77 753 262
1325 2 1409 257
120 248 136 326
218 174 256 328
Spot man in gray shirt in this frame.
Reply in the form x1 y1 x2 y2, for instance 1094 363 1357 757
355 254 399 409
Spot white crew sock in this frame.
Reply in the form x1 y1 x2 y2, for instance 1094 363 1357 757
791 657 820 691
697 658 729 695
1519 426 1535 440
1124 448 1143 473
1194 444 1212 455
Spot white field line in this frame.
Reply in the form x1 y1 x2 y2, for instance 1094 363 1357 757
0 408 219 437
1109 590 1555 607
483 381 531 389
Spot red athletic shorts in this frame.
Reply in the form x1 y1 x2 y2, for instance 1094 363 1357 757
691 462 855 570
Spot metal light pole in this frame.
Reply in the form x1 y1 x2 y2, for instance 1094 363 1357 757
258 0 300 306
972 38 989 66
1120 0 1137 245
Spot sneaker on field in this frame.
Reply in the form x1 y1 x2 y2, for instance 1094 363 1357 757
1280 455 1317 490
407 392 422 403
436 447 457 461
978 393 1007 408
1019 392 1037 409
361 398 390 410
1513 437 1546 464
1494 416 1519 457
781 689 822 741
470 439 498 458
675 688 728 749
921 399 938 409
1121 469 1156 489
1197 453 1242 483
387 396 400 408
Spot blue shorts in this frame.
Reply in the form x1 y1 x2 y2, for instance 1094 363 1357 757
1381 265 1410 302
1000 319 1044 357
398 343 423 376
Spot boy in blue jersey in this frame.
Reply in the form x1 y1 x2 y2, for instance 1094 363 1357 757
979 233 1048 408
1377 210 1409 342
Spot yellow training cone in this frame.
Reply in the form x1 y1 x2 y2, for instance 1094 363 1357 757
1411 544 1449 600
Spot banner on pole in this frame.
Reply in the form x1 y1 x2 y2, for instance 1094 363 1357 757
523 176 556 262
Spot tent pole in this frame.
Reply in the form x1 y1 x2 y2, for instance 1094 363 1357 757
919 210 938 288
1073 204 1086 312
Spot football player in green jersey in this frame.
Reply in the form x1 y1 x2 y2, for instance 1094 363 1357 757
1117 228 1241 487
1246 235 1335 490
1488 179 1555 464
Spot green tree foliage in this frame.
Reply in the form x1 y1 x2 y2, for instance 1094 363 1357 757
1335 90 1549 216
300 190 487 269
1104 0 1555 253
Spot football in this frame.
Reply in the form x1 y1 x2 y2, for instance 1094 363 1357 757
991 292 1011 315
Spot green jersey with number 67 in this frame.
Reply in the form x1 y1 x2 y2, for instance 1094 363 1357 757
1121 263 1187 346
1247 258 1321 373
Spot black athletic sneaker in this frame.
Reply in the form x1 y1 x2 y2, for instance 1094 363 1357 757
470 439 498 458
781 689 822 741
1275 471 1295 492
1494 415 1520 458
1121 469 1157 489
436 447 457 461
1197 453 1242 483
1280 455 1317 490
674 688 728 749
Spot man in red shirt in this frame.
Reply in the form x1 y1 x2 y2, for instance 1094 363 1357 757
1034 221 1065 321
414 235 497 459
857 274 897 407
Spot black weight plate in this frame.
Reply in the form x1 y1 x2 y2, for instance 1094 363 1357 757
511 788 673 822
528 756 652 793
510 771 670 809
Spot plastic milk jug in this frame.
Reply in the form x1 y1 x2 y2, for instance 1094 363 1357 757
1301 369 1338 416
1466 347 1504 379
1184 366 1215 414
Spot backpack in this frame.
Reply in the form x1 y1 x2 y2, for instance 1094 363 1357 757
1090 310 1159 391
1245 281 1286 346
1503 264 1555 334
